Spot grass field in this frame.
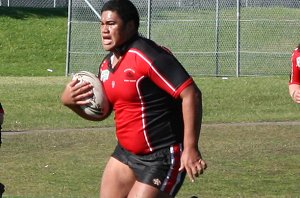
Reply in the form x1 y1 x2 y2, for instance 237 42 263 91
1 76 300 197
0 6 300 198
0 7 67 76
1 124 299 198
1 76 300 131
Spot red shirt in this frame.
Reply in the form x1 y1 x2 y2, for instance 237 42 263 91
99 36 193 154
289 48 300 85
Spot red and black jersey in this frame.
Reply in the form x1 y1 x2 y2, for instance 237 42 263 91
289 48 300 85
99 36 193 154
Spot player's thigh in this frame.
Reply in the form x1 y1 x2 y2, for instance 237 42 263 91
128 181 172 198
100 157 136 198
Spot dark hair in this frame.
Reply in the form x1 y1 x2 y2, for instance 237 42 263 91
298 44 300 51
101 0 140 30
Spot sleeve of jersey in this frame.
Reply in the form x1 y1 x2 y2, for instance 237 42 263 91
147 53 194 98
289 55 300 85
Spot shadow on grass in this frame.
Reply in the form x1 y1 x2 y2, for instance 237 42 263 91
0 7 68 19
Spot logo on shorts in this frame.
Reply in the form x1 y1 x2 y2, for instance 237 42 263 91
152 178 161 186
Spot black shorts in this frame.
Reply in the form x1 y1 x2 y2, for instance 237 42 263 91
112 143 186 197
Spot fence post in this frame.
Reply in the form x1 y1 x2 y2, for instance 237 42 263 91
147 0 152 39
65 0 72 76
236 0 241 77
214 0 220 76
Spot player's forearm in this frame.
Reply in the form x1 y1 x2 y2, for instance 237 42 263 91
181 84 202 149
68 104 104 121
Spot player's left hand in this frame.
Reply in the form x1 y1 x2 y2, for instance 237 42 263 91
61 79 94 106
179 147 207 182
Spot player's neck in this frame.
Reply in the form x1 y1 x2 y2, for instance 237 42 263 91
111 54 122 69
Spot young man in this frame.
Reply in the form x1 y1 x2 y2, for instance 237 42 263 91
289 44 300 103
61 0 207 197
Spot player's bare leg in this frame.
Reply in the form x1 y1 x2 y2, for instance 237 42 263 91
100 157 136 198
128 182 172 198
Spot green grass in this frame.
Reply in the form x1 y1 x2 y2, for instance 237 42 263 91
1 75 300 197
0 76 299 131
0 77 113 131
0 7 67 76
1 124 299 197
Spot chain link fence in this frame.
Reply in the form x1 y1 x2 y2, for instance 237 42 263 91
66 0 300 77
1 0 299 77
0 0 67 7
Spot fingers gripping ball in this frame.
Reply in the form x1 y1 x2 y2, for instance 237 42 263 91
72 71 111 120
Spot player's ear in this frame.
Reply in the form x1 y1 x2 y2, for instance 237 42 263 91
125 20 137 34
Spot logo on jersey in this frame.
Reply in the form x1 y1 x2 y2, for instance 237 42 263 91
100 69 110 82
297 57 300 67
124 68 136 83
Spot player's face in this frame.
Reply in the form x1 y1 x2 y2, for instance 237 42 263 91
101 11 131 52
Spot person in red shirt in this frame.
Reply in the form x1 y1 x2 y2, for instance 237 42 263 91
61 0 207 197
289 44 300 103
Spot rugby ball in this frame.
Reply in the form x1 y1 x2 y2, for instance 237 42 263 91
72 71 111 120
